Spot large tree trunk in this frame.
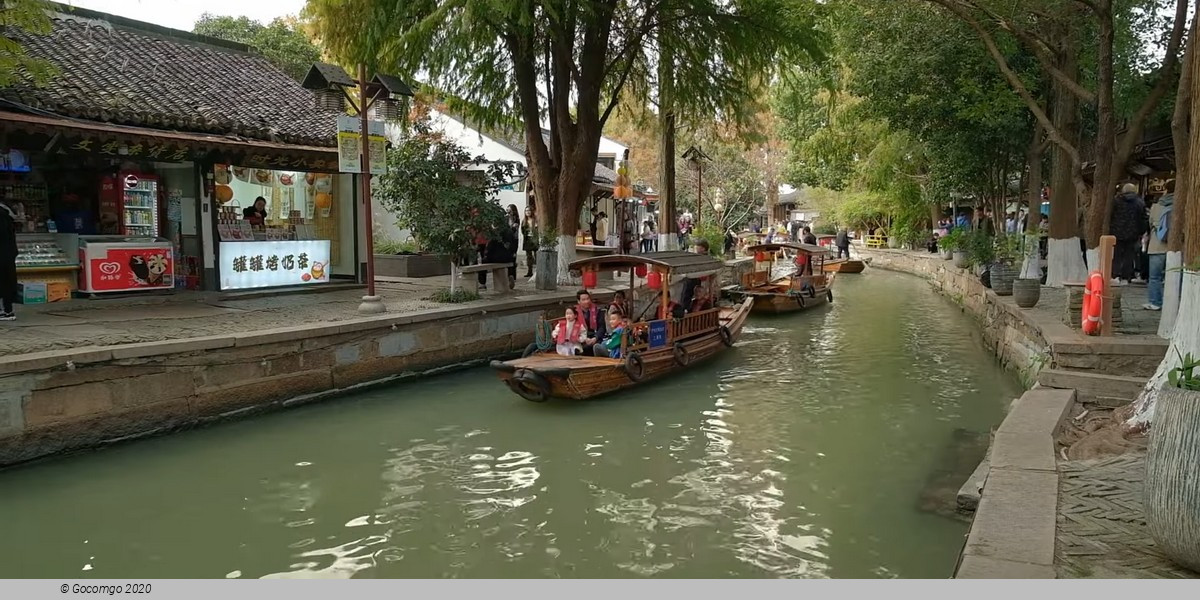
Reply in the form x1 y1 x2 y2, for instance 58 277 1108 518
1126 27 1200 431
657 27 678 252
1022 128 1045 279
1085 4 1119 260
1161 20 1195 336
1046 48 1088 286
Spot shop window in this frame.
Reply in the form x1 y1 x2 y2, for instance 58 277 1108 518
214 165 351 290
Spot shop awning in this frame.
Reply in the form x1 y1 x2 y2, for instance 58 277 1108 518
0 110 339 172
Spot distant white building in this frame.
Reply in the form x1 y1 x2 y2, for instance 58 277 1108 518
379 110 631 244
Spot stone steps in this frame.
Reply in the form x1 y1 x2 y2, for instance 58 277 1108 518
1036 368 1147 405
1050 336 1168 378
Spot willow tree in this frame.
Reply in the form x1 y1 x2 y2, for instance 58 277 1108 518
304 0 822 281
920 0 1188 270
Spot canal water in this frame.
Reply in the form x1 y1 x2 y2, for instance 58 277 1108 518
0 270 1021 579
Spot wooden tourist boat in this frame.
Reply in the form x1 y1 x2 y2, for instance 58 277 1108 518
822 257 866 273
490 251 753 402
727 243 836 315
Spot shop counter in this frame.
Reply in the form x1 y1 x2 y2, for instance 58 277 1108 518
15 233 80 302
219 240 332 291
77 235 174 294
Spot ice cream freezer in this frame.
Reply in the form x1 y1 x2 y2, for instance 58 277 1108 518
77 235 174 294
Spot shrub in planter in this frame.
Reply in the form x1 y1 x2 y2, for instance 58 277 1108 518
534 227 559 291
1012 278 1041 307
989 235 1022 296
1145 353 1200 572
952 251 969 268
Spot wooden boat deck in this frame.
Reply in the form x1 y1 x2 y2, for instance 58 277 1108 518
504 355 620 370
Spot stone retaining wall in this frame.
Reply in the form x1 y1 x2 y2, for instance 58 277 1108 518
0 292 590 467
860 249 1051 386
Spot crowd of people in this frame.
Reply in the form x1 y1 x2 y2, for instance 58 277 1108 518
1108 181 1174 311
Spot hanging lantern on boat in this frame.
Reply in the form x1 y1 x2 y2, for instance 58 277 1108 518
634 264 648 278
582 270 598 289
754 251 767 262
647 271 662 290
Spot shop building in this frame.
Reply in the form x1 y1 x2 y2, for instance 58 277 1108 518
0 6 363 301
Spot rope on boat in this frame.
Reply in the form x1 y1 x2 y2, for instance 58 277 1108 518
533 317 555 351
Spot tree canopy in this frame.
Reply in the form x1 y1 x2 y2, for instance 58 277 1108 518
193 14 321 81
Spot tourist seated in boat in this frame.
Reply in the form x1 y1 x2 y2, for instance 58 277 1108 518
592 309 626 359
609 290 631 321
552 307 587 356
575 289 607 356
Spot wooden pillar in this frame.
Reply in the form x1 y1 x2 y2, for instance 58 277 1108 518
1099 235 1116 336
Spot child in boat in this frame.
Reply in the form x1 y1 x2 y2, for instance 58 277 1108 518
594 309 626 359
552 307 587 356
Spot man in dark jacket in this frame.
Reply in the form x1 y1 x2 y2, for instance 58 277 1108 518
481 224 519 289
0 197 19 320
835 228 851 258
1109 183 1148 285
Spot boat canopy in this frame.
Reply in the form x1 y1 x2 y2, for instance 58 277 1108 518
569 251 723 278
746 242 830 256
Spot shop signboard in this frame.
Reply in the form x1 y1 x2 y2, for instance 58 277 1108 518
648 320 668 349
80 245 175 293
63 134 337 172
336 115 387 175
219 240 332 290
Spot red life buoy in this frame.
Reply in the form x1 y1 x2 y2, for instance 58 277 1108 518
1082 270 1104 335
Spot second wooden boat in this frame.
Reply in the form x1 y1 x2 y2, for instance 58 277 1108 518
823 258 866 273
726 242 836 315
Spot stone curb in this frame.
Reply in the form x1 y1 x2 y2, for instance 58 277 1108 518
0 288 599 378
956 387 1074 578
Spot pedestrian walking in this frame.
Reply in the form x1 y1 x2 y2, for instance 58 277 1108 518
1145 180 1174 310
521 206 538 278
1109 183 1147 286
0 196 20 321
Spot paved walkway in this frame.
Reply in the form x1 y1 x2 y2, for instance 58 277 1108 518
1057 453 1197 579
0 275 561 357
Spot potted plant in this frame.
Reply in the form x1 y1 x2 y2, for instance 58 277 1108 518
535 226 559 291
965 229 994 274
988 234 1020 296
941 228 968 267
373 237 454 278
1012 235 1042 307
1145 352 1200 572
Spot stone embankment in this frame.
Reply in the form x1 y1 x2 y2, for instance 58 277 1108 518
0 291 595 467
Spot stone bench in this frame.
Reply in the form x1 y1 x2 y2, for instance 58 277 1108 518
459 263 512 294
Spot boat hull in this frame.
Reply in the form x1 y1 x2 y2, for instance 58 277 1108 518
823 259 865 273
741 286 833 314
491 298 753 401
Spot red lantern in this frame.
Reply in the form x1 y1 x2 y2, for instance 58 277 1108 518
647 271 662 290
755 252 766 262
635 264 648 278
582 270 598 289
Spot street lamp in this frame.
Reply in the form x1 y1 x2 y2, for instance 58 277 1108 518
303 63 414 314
682 145 710 226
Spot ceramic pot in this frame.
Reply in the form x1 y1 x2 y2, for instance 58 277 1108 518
535 248 558 291
952 251 969 269
990 262 1015 296
1012 278 1041 307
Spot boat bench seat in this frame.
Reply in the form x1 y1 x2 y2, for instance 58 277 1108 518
459 263 513 293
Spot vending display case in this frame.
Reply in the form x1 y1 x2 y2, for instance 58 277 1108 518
77 235 174 294
100 172 161 237
14 233 81 302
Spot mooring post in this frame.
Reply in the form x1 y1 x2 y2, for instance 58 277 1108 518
1098 235 1116 336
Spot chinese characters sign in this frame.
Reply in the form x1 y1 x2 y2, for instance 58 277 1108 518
336 115 387 175
219 240 332 290
648 320 668 349
65 136 337 172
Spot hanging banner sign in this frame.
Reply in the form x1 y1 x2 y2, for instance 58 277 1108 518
336 115 386 175
63 135 336 172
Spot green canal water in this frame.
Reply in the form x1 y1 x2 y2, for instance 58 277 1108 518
0 270 1021 579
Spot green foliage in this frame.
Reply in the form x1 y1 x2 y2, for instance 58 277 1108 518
939 228 967 252
964 229 995 268
193 13 321 81
0 0 56 87
373 237 418 255
1167 351 1200 391
375 119 516 261
993 233 1023 265
691 224 726 258
813 223 837 235
428 288 481 304
537 226 560 251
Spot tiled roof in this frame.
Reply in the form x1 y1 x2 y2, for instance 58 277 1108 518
1 8 340 147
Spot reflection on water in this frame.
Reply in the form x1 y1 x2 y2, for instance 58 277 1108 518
0 270 1020 579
